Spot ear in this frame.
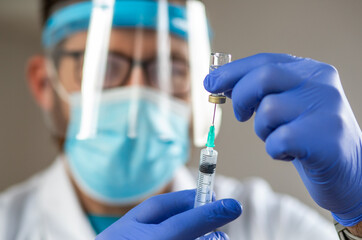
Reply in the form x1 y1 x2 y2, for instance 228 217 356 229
26 55 54 111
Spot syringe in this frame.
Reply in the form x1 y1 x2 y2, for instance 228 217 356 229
194 126 218 208
194 53 231 210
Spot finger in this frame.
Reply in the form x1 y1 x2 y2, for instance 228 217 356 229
160 199 242 240
224 90 232 98
204 53 301 94
265 122 308 161
200 231 230 240
125 189 196 224
231 63 305 122
254 92 306 141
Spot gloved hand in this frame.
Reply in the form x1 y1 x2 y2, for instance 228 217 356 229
96 189 242 240
204 53 362 227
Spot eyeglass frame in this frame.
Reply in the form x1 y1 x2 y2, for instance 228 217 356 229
51 48 191 99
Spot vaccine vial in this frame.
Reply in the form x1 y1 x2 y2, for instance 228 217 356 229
208 52 232 104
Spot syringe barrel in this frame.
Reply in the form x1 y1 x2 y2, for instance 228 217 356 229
194 147 218 208
199 147 218 172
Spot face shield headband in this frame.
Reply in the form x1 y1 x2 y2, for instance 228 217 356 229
42 0 188 49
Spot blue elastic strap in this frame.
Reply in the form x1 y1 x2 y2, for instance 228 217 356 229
42 0 188 49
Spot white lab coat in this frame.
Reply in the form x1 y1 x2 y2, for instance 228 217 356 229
0 156 338 240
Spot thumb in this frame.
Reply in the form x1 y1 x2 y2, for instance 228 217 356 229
160 199 242 240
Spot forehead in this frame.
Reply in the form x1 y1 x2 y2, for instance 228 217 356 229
62 28 188 59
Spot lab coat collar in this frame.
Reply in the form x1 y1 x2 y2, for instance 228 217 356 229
37 155 96 239
36 155 196 239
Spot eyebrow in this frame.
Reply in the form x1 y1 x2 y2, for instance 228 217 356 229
108 49 189 64
171 51 189 64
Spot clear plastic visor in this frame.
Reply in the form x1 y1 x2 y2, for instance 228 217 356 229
44 0 220 146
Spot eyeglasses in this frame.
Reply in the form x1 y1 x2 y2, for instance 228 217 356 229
52 49 191 98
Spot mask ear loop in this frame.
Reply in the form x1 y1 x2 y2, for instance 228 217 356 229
40 56 72 140
45 57 72 104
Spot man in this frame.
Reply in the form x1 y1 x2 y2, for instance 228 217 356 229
0 0 361 239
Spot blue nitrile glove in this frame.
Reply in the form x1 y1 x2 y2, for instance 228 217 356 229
96 189 242 240
204 53 362 227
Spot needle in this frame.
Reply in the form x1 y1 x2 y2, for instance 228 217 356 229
212 103 217 126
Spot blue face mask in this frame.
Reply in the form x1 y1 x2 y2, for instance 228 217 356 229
65 87 190 204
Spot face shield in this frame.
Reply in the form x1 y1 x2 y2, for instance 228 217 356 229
43 0 221 204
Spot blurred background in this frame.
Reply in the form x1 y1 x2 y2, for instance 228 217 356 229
1 0 362 221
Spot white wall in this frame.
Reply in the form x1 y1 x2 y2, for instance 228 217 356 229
1 0 362 221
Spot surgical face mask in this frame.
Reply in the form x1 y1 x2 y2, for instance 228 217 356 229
65 86 190 205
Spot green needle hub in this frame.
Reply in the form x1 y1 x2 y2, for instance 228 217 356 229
206 125 215 148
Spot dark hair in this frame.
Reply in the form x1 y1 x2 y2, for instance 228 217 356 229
41 0 81 26
42 0 61 25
